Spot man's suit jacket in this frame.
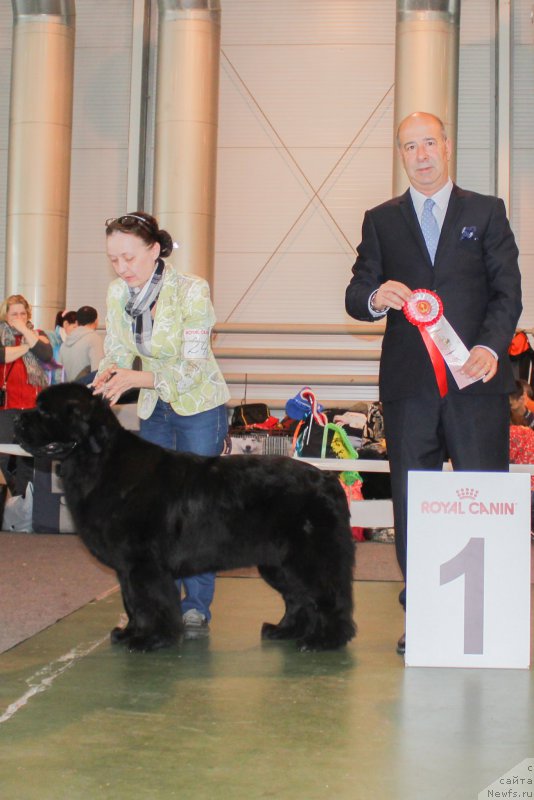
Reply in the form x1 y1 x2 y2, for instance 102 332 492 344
345 185 522 401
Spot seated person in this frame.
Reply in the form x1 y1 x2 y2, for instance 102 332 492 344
59 305 104 382
509 387 534 534
517 378 534 422
510 380 534 428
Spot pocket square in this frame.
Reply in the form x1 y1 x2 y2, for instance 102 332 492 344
460 226 478 241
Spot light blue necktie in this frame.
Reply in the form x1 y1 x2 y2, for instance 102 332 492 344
421 197 440 264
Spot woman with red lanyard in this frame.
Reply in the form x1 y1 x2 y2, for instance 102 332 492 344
0 294 52 495
0 294 52 408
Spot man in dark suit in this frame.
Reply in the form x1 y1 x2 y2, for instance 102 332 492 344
345 112 522 655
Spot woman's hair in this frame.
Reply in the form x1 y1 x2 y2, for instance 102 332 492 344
105 212 174 259
510 380 528 426
511 380 524 402
518 378 534 400
0 294 32 323
55 310 77 327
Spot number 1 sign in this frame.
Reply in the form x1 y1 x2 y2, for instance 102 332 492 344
405 471 531 668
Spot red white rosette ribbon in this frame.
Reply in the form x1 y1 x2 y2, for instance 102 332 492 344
403 290 443 328
403 289 477 395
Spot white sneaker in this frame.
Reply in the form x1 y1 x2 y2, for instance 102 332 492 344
183 608 210 639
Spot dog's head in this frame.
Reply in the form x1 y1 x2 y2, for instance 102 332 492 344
235 439 262 455
14 383 120 459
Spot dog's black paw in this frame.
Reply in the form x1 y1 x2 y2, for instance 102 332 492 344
110 625 134 644
261 622 296 641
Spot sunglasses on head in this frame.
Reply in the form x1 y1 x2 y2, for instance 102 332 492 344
105 214 154 231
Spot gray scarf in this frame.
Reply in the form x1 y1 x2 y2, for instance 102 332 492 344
124 258 165 356
0 322 48 387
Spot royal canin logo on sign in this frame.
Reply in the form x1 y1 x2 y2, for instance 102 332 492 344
421 488 516 516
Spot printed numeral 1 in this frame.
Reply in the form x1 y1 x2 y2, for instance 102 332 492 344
440 537 485 654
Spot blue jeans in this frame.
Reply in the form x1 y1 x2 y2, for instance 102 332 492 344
139 399 228 621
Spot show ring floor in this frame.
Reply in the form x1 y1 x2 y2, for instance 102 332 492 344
1 532 533 800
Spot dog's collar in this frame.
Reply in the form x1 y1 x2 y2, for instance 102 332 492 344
29 441 79 459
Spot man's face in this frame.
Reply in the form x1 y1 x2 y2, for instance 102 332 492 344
397 114 451 196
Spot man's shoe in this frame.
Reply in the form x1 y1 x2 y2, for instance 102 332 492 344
396 633 406 656
183 608 210 639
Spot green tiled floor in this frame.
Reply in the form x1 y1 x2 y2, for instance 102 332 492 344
0 578 532 800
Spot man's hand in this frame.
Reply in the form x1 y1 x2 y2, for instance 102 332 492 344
374 281 413 311
460 346 498 383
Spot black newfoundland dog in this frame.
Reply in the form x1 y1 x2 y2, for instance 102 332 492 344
15 384 356 653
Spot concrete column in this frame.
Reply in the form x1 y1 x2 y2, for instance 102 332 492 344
154 0 221 285
6 0 76 329
393 0 460 196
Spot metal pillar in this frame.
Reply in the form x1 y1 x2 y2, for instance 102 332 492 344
393 0 461 196
154 0 221 285
6 0 76 328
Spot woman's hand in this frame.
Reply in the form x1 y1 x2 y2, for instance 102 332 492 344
9 317 41 348
91 366 116 392
91 366 154 406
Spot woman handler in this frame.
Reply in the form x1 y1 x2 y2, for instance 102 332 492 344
92 212 229 636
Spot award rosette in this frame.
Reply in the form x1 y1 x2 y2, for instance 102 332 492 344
403 289 476 395
403 290 442 328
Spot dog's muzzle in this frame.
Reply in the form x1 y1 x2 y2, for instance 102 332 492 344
14 414 79 460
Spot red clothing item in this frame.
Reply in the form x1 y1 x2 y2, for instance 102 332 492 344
1 334 43 410
509 424 534 490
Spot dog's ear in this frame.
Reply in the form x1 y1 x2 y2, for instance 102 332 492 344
76 399 119 455
47 387 119 455
59 397 100 447
61 401 105 455
87 434 103 454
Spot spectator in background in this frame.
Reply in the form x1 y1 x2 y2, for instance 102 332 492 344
0 294 52 495
518 378 534 418
59 305 104 382
0 295 52 409
45 310 78 384
62 310 79 337
509 386 534 534
510 380 534 429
